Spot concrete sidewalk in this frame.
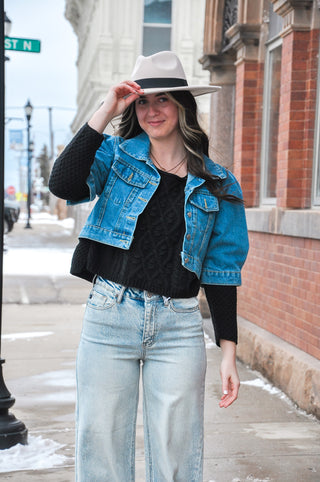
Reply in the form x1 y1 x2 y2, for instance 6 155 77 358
1 218 320 481
1 302 320 481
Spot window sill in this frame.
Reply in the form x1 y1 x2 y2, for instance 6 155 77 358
245 207 320 239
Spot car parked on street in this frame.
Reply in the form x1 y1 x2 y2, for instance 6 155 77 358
4 200 20 234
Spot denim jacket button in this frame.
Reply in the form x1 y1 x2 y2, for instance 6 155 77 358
187 212 192 218
186 234 191 240
185 258 189 263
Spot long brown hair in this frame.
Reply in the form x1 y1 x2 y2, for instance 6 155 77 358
117 91 243 204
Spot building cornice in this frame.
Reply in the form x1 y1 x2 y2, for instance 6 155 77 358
271 0 313 36
271 0 313 17
224 23 261 63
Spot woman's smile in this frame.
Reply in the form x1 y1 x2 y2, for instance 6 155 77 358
135 93 179 140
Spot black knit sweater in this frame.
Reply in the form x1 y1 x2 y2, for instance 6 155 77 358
49 123 238 346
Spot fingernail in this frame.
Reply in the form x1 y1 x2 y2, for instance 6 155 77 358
223 390 228 395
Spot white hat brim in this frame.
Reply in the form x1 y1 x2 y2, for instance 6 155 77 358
140 85 221 97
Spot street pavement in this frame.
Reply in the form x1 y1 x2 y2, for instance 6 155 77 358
1 216 320 481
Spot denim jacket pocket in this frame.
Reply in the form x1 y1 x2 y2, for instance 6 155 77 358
169 297 200 313
188 190 219 212
112 158 150 188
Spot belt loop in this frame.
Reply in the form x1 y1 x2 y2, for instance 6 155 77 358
116 285 126 304
163 296 171 307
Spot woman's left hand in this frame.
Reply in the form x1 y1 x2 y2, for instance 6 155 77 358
219 339 240 408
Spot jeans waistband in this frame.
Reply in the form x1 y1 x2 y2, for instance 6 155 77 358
94 276 171 305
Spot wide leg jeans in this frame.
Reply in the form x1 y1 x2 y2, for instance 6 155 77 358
76 277 207 481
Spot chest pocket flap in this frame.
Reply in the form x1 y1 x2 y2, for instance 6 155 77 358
189 191 219 212
112 158 150 188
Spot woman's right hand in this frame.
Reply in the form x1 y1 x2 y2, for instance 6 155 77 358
88 81 144 134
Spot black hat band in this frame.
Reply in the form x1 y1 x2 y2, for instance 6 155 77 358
135 77 188 89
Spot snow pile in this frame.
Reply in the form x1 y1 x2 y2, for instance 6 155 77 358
241 378 281 396
3 248 73 276
4 213 75 276
0 435 71 473
18 212 75 230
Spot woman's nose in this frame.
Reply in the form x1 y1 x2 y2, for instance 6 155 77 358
148 103 159 116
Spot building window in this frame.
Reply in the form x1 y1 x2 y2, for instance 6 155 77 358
260 6 283 204
142 0 172 56
260 40 282 203
313 39 320 206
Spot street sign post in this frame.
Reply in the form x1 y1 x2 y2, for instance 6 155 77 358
4 36 41 53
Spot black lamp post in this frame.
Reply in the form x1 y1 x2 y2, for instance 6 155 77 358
4 11 11 62
0 5 28 448
24 99 33 229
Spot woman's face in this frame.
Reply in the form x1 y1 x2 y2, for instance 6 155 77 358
135 93 179 142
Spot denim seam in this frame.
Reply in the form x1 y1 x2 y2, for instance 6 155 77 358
128 386 139 482
192 357 206 481
143 380 154 482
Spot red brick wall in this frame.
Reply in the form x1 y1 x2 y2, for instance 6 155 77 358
233 60 263 207
276 29 319 208
238 231 320 360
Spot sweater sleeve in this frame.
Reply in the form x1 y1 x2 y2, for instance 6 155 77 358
203 284 237 347
49 123 104 202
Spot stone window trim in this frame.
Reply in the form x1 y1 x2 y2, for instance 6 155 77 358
245 207 320 240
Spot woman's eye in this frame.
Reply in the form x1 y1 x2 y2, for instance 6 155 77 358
137 98 147 105
158 97 168 103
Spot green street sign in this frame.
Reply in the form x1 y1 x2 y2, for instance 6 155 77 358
4 37 41 53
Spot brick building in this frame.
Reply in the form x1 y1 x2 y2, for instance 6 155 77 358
201 0 320 416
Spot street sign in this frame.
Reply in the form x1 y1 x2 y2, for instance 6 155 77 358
4 37 41 53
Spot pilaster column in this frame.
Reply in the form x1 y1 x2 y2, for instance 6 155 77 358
227 22 262 206
271 0 316 208
201 54 237 169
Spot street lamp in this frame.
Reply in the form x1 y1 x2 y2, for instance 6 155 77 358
24 99 33 229
4 12 11 61
1 2 28 448
4 12 12 36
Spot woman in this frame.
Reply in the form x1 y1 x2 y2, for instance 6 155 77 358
49 51 249 481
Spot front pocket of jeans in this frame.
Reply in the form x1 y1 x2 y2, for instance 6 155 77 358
169 297 200 313
87 287 116 310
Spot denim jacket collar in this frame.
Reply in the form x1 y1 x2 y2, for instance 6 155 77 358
119 132 227 190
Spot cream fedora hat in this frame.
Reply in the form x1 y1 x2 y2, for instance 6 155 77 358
131 51 220 97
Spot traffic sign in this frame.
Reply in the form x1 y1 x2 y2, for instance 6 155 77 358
4 37 41 53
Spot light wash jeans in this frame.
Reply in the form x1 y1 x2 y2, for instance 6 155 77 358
76 277 207 482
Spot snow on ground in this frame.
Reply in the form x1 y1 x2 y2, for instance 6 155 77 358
4 213 75 276
2 331 54 341
18 211 75 229
241 378 282 396
1 213 76 472
3 248 73 276
0 435 71 473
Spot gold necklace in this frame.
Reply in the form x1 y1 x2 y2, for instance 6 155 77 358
150 151 187 173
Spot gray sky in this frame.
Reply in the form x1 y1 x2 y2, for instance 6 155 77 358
4 0 78 190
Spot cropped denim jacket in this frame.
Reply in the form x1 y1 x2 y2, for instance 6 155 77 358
71 131 249 286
